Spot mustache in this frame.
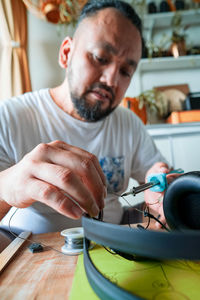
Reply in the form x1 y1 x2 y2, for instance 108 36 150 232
86 83 115 102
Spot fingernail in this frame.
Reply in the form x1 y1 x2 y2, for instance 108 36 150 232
99 199 105 210
91 203 99 216
160 167 168 172
72 205 82 218
104 186 107 198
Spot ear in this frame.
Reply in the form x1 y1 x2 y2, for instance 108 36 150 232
58 37 73 69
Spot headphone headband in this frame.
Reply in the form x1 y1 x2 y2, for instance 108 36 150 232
82 171 200 299
82 215 200 260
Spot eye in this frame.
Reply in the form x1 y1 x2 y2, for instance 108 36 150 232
94 55 108 64
120 68 131 78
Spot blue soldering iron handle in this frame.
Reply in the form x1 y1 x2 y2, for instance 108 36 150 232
147 173 168 192
147 168 184 193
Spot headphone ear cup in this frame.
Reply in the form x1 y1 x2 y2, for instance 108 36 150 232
163 171 200 230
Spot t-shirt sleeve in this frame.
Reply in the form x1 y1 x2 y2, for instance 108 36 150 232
130 116 169 183
0 103 15 171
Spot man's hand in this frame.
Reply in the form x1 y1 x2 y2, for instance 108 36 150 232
0 141 106 219
144 162 181 229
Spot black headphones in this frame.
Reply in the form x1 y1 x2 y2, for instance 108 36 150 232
82 171 200 300
164 171 200 230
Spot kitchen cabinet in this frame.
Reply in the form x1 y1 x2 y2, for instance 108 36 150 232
147 122 200 171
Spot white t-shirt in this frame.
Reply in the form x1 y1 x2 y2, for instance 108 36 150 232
0 89 167 233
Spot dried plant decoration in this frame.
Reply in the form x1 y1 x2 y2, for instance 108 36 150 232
23 0 88 24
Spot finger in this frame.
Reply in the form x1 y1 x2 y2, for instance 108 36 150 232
52 140 107 188
25 178 84 219
31 161 100 216
155 162 169 171
145 162 169 179
166 173 182 184
159 162 170 172
37 142 105 208
54 150 105 209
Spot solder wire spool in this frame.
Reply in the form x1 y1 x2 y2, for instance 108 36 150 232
61 227 89 255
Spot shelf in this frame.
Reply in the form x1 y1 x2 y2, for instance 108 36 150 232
143 9 200 29
138 55 200 72
146 122 200 137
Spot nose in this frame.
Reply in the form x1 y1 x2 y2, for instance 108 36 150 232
100 64 119 88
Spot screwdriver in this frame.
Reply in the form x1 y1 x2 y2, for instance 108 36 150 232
121 168 184 197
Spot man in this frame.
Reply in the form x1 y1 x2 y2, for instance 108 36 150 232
0 0 169 235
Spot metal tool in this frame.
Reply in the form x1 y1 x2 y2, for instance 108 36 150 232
121 168 184 197
121 180 159 197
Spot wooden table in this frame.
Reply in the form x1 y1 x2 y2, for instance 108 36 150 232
0 232 77 299
0 221 158 299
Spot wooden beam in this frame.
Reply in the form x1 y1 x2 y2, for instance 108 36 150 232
0 231 31 274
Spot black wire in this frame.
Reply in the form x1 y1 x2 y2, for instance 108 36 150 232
144 211 170 232
98 210 104 221
8 208 69 255
103 246 117 255
143 206 151 229
113 192 145 229
7 191 169 261
114 191 169 232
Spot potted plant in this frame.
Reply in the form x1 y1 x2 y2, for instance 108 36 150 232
122 88 169 124
169 13 189 57
137 88 169 123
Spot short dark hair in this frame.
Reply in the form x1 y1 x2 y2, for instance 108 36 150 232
78 0 142 37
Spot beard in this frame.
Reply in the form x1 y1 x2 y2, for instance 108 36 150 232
67 64 116 122
71 88 116 122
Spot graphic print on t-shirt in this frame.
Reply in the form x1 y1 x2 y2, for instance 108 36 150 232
99 156 124 193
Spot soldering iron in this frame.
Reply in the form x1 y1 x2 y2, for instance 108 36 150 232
121 168 184 197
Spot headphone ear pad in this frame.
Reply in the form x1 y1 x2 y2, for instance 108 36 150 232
163 171 200 230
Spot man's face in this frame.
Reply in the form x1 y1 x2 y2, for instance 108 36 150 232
66 8 142 121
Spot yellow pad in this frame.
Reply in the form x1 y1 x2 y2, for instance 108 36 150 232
70 245 200 300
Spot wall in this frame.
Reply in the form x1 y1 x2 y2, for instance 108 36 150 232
126 9 200 97
27 9 200 96
28 12 74 91
126 63 200 97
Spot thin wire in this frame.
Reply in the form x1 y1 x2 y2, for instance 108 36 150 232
8 208 65 255
114 192 145 214
113 192 145 229
144 210 170 232
144 206 151 229
8 208 118 259
103 246 117 255
7 190 169 257
114 191 169 232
